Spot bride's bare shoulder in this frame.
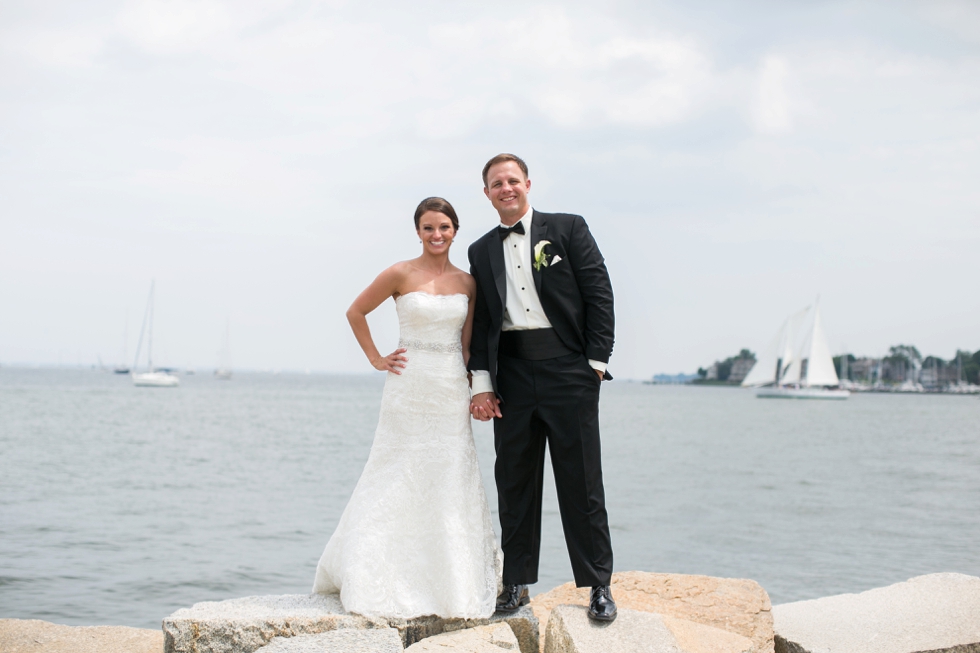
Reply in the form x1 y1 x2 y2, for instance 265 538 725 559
365 261 416 297
377 260 415 281
451 267 476 295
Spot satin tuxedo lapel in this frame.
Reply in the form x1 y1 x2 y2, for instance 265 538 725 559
530 210 546 298
488 229 507 308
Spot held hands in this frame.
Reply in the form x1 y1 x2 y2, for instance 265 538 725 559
470 392 502 421
372 348 408 374
469 373 599 421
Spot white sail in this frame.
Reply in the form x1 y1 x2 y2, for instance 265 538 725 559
741 307 807 387
741 326 782 387
803 303 839 387
776 307 810 385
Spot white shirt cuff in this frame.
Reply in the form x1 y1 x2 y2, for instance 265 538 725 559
588 359 607 374
470 370 494 396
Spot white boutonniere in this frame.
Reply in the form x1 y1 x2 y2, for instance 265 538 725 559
533 240 552 271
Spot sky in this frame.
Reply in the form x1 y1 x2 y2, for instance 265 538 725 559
2 0 978 378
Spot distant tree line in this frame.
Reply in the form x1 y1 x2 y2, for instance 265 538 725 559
695 345 980 387
697 349 756 383
833 345 980 385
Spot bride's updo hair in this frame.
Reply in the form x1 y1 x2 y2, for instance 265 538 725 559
414 197 460 232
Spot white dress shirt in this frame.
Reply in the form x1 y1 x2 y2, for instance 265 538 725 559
501 209 551 331
471 208 606 397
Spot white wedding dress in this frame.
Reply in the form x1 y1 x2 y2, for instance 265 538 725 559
313 291 501 619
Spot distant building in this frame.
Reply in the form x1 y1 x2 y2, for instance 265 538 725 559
920 367 940 389
728 357 756 384
705 363 719 380
848 358 877 382
920 361 959 389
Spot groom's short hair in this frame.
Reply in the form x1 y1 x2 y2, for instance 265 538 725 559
482 153 528 187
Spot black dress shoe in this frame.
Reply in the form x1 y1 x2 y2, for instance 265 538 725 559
495 584 529 613
588 585 617 622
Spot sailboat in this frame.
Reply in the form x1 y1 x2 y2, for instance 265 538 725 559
741 299 849 399
214 318 232 380
131 281 180 388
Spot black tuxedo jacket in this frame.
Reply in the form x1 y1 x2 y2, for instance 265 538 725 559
467 210 615 396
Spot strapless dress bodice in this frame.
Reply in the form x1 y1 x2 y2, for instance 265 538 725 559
395 291 468 353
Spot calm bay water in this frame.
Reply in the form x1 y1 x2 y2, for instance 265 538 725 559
1 368 978 628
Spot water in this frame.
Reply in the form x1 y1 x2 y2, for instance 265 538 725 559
1 369 978 628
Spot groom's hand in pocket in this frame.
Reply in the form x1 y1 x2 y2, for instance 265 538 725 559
470 392 502 421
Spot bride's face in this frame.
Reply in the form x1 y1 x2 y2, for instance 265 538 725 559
417 211 456 255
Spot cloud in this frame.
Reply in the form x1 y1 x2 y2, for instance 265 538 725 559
427 8 713 130
2 0 979 373
3 23 110 68
754 55 793 134
116 0 228 54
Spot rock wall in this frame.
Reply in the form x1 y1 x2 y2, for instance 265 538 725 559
162 593 538 653
14 571 980 653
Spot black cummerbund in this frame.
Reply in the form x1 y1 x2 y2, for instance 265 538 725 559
499 328 574 361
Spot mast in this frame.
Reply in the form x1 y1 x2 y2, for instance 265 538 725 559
132 282 153 373
147 281 155 372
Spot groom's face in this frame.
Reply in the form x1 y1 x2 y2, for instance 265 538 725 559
484 161 531 223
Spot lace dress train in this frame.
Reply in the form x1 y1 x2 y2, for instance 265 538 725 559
313 292 501 619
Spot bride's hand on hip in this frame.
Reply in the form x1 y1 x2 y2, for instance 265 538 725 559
373 348 408 374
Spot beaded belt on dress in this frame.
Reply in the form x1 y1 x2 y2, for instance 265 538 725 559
398 339 462 354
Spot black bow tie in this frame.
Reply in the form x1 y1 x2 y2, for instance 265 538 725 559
498 221 526 239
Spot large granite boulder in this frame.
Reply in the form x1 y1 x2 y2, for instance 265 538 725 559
255 629 404 652
530 572 772 653
164 594 538 653
544 605 753 653
0 618 163 653
386 608 537 653
163 594 376 653
406 622 519 651
773 572 980 653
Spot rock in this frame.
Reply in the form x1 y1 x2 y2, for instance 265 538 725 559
545 605 676 653
405 622 519 651
772 572 980 653
345 606 536 652
256 629 404 652
543 605 753 653
659 615 755 653
530 572 772 653
163 593 376 653
0 618 163 653
164 594 538 653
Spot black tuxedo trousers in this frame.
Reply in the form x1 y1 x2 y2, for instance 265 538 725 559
494 350 613 588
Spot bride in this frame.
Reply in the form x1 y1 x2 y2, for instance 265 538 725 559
313 197 501 619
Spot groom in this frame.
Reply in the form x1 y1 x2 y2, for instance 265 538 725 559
468 154 617 622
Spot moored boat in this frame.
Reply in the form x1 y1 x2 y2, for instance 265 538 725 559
133 371 180 387
131 281 180 388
